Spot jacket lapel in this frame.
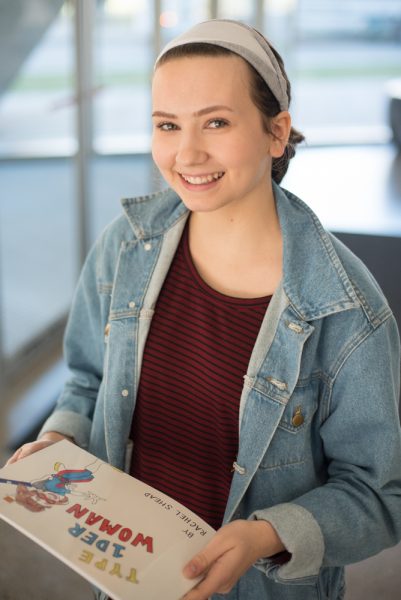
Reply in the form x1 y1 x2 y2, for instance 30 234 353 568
104 216 188 468
224 288 315 522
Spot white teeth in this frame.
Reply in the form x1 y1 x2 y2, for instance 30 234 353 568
181 172 224 185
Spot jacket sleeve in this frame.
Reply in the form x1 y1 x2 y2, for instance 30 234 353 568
250 313 401 583
39 237 111 449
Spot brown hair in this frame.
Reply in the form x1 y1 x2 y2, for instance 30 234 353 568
156 42 305 184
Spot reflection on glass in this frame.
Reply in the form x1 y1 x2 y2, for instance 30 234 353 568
218 0 256 23
0 3 76 357
287 0 401 143
159 1 209 46
0 3 75 157
94 0 154 153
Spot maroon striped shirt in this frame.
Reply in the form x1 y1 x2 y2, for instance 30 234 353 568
129 224 270 529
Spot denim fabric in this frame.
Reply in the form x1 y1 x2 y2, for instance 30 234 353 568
40 183 401 600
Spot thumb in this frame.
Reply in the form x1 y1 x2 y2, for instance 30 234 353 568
183 551 210 579
183 529 233 579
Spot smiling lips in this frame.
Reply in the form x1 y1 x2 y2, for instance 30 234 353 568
180 171 224 185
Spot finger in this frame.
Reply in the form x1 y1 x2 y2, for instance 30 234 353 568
183 533 233 579
183 558 234 600
5 441 50 466
18 443 36 459
183 551 210 579
5 446 25 465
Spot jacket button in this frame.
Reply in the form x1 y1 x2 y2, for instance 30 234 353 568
292 406 304 427
232 461 246 475
121 389 129 397
128 301 136 308
144 242 152 251
288 321 303 334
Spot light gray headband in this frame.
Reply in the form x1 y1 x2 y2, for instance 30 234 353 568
155 19 289 111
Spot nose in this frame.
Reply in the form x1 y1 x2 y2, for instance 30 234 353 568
176 130 208 167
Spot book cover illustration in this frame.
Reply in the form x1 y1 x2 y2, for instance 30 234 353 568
0 440 215 600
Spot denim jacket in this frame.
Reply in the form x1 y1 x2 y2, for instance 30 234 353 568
40 183 401 600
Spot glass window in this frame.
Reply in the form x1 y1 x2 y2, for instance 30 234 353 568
90 0 157 242
93 0 154 154
159 1 209 46
0 2 76 157
0 3 76 359
218 0 258 23
266 0 401 144
89 154 157 243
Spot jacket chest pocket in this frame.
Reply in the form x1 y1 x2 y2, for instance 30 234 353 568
259 382 319 470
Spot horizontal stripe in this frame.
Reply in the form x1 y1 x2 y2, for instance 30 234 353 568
130 222 270 529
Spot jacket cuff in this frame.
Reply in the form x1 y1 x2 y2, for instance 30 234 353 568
38 410 92 449
250 502 324 581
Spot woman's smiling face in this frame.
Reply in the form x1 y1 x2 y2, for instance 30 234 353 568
151 54 276 214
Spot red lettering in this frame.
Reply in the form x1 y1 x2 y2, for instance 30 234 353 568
66 504 153 550
118 528 133 542
131 533 153 554
99 519 122 536
66 503 89 519
85 512 103 526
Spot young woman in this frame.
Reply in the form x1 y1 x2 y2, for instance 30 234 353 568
8 19 401 600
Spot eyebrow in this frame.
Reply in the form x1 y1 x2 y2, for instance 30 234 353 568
152 105 234 119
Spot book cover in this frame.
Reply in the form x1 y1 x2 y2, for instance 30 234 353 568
0 440 215 600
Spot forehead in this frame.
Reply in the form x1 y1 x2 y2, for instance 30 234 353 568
152 54 252 106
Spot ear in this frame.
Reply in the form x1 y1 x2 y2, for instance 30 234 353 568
269 111 292 158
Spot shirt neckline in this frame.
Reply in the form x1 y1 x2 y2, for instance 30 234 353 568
182 222 272 307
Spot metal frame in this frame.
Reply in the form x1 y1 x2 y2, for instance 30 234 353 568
0 240 4 392
209 0 218 19
74 0 95 269
255 0 265 29
154 0 163 59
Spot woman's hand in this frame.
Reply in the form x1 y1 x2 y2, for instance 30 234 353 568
181 519 285 600
5 432 72 465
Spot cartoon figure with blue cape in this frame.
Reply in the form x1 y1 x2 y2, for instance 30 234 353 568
1 457 104 512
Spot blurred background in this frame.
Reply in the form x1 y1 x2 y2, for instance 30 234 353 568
0 1 400 598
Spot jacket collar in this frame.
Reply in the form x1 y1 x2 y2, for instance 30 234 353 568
121 188 187 240
121 183 360 322
274 183 360 320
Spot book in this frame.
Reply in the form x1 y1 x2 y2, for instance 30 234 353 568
0 440 215 600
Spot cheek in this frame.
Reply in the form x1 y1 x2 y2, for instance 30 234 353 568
211 137 242 170
152 136 174 172
220 131 267 170
240 137 271 172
